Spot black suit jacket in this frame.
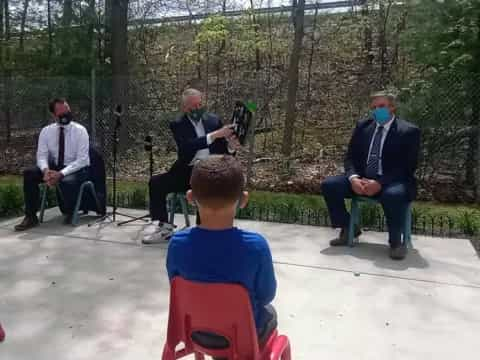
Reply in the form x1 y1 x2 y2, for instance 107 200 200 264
170 112 230 169
344 117 421 200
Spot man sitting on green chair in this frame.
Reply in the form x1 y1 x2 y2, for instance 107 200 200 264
321 92 421 260
14 98 90 231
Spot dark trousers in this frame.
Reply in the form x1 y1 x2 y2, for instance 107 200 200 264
23 166 89 217
149 165 193 223
321 175 409 247
191 305 278 358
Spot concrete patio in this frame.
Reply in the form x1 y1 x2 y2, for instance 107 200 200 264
0 208 479 360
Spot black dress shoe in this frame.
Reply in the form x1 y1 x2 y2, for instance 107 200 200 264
330 225 362 246
14 216 39 231
63 215 73 225
390 244 407 260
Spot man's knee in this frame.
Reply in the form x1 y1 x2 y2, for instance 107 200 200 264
381 183 408 204
24 167 41 182
321 176 348 197
149 173 172 193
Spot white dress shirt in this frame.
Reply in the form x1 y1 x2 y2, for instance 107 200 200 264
36 121 90 177
350 116 395 180
189 118 214 165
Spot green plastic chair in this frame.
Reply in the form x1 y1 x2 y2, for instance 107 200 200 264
167 193 191 228
39 181 102 226
348 196 413 248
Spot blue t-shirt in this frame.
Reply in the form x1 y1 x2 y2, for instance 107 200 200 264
166 227 277 330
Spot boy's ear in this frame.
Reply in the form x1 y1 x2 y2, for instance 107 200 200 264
186 190 194 205
239 191 249 209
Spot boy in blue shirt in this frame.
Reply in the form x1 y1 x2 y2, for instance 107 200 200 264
166 155 278 350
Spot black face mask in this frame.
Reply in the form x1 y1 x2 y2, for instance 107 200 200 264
58 111 73 125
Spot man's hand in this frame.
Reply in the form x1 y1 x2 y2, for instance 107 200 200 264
46 171 63 187
350 177 367 195
43 169 54 183
363 179 382 197
211 125 235 140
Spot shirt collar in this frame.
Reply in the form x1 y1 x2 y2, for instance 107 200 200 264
376 115 395 131
56 122 72 129
187 114 202 127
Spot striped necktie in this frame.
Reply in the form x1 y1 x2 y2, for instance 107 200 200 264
365 126 384 179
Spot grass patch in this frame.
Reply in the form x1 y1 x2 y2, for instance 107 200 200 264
1 175 479 238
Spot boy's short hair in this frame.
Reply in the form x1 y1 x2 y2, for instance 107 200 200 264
190 155 245 209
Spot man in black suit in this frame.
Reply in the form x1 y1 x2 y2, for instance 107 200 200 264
143 88 238 244
321 92 421 260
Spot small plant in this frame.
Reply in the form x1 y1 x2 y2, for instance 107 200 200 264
458 211 479 236
0 184 24 217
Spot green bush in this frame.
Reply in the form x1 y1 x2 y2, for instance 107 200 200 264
0 184 24 217
458 211 479 236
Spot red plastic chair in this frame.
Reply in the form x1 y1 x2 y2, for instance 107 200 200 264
0 322 5 342
162 277 291 360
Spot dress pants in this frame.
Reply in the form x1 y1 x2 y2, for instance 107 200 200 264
321 175 409 247
23 166 89 217
149 165 193 223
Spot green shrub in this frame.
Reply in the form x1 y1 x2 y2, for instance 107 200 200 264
458 211 479 236
0 184 24 217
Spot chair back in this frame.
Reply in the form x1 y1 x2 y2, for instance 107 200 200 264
164 277 261 359
0 322 5 342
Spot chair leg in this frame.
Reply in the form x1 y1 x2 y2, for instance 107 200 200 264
348 198 359 247
39 185 48 223
282 343 292 360
86 182 103 215
180 195 190 227
404 203 413 249
72 182 88 226
168 193 176 225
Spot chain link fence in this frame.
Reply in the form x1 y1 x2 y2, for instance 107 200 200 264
1 71 480 200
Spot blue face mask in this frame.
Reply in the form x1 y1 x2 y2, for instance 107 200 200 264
373 107 392 125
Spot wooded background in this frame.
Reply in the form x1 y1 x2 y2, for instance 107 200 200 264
1 0 479 203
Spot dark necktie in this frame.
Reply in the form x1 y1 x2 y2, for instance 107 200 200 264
58 126 65 169
365 126 384 179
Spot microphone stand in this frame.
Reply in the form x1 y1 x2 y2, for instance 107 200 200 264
117 135 153 226
89 105 135 226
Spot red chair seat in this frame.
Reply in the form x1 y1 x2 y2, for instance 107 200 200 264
162 277 291 360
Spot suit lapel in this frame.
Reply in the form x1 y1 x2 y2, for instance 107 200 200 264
382 117 398 155
182 114 198 138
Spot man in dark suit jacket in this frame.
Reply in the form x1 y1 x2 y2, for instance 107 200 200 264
143 88 238 244
321 92 421 260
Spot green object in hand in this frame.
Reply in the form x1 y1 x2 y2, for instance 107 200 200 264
245 101 257 113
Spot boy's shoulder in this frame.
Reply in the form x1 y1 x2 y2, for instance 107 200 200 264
170 227 270 250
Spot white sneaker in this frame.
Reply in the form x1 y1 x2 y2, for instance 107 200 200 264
142 223 175 244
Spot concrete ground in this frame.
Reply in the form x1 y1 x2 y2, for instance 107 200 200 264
0 208 479 360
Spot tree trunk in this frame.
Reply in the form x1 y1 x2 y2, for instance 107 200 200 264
281 0 305 158
301 4 318 144
47 0 53 60
104 0 112 64
246 0 261 186
19 0 29 53
111 0 129 144
2 0 11 144
62 0 73 27
61 0 73 59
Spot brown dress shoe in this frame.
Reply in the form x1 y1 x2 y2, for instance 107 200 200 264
330 225 362 246
14 216 39 231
